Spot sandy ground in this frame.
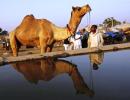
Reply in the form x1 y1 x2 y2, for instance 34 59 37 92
0 45 64 57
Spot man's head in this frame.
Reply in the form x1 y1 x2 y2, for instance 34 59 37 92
93 63 99 70
90 25 97 33
79 28 86 35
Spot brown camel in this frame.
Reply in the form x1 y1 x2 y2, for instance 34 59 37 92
9 4 91 56
11 58 94 97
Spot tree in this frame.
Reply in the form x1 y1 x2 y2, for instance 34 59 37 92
103 17 121 27
0 28 8 35
1 30 8 35
0 28 2 33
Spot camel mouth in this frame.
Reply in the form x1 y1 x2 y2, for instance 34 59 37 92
85 4 91 12
80 4 91 17
81 10 90 17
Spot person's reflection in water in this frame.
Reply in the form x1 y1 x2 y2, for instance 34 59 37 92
11 57 94 97
89 52 104 70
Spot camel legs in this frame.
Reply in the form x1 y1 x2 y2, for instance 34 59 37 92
46 44 54 52
46 46 51 52
39 37 47 55
39 30 54 54
9 31 18 56
46 38 55 52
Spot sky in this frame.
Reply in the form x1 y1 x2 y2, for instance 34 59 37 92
0 0 130 32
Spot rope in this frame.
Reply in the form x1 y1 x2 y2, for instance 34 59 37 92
88 12 91 26
86 12 91 26
89 56 94 91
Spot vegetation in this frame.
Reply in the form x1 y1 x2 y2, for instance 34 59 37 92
103 17 121 27
0 28 8 35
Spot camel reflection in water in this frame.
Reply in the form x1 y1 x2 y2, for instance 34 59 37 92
89 52 104 70
11 57 94 97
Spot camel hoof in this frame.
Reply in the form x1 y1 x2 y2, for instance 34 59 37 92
40 53 44 56
13 54 18 57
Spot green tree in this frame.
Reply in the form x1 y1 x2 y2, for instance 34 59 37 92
0 28 8 35
103 17 121 27
0 28 2 33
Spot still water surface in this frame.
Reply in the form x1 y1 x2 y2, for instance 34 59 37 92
0 50 130 100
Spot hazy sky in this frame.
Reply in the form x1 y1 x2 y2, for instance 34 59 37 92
0 0 130 31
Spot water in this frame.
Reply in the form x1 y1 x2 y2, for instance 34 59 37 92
0 50 130 100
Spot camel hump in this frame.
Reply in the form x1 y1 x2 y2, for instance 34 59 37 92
19 14 35 26
24 14 35 20
21 14 35 23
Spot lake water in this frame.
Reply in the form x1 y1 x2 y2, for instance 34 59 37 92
0 50 130 100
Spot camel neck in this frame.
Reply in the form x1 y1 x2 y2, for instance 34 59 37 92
68 17 81 34
66 24 73 35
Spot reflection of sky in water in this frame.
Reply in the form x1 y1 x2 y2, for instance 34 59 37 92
0 50 130 100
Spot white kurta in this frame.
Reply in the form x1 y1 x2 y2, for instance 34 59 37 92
74 34 82 49
88 32 104 48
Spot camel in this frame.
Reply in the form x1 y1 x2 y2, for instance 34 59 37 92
11 57 94 97
9 4 91 56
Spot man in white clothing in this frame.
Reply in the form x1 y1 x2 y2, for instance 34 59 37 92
63 38 70 50
88 25 104 48
74 31 82 50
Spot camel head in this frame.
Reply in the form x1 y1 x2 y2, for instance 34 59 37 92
72 4 91 17
69 4 91 34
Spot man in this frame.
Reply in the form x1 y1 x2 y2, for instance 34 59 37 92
88 25 104 48
89 52 104 70
80 28 89 48
63 38 70 50
73 30 82 50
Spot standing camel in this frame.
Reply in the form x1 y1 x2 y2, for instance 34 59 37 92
9 4 91 56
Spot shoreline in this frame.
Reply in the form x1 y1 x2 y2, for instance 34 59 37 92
1 42 130 66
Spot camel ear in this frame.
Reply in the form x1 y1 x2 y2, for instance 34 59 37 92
72 6 76 11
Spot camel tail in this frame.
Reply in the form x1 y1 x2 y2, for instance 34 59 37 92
9 31 18 56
